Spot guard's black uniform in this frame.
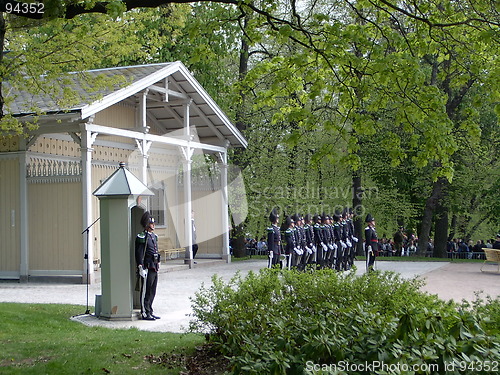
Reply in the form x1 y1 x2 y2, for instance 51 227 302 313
303 215 315 265
135 221 160 320
267 224 281 267
313 216 326 268
364 214 378 271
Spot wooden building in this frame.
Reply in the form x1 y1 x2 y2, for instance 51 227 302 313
0 62 247 283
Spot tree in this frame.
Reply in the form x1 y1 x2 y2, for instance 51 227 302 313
3 0 499 248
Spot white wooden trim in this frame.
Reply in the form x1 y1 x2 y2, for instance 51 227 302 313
19 140 29 279
81 123 96 283
84 123 227 153
81 62 182 119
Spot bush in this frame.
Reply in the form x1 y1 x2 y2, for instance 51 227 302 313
189 268 500 374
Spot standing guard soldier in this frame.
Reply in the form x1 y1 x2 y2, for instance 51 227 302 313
267 209 281 268
135 211 161 321
365 213 378 272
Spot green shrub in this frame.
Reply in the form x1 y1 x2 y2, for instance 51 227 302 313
189 268 500 374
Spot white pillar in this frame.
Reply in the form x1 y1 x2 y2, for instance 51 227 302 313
19 138 29 281
184 155 193 267
81 123 97 284
220 150 230 263
138 90 150 186
182 100 194 267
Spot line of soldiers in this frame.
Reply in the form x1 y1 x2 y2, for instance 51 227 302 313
266 208 360 271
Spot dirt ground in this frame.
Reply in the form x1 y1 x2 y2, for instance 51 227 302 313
418 262 500 303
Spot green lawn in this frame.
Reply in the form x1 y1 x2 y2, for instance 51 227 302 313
0 303 203 374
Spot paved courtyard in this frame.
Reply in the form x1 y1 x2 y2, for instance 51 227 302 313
0 259 498 333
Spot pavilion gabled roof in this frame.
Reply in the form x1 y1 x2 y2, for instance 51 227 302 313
9 61 247 149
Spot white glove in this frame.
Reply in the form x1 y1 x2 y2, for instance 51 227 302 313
328 244 334 251
294 247 303 255
312 245 317 253
322 243 328 252
352 236 359 243
305 246 313 255
332 243 338 250
138 265 147 278
367 245 373 255
340 241 347 249
346 239 352 247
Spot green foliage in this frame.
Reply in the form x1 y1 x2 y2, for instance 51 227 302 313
189 268 500 374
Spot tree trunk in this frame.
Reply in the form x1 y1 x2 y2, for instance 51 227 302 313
417 177 447 256
449 214 457 240
433 203 449 258
231 224 247 258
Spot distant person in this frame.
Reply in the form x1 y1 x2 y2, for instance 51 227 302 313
191 210 198 263
257 237 267 254
393 227 404 256
493 234 500 250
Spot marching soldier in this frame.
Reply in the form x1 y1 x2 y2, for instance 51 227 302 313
313 214 326 269
284 216 296 269
292 214 306 270
321 214 333 268
365 213 378 272
267 209 281 268
303 214 316 267
340 209 350 271
324 214 336 269
332 211 343 270
346 208 358 270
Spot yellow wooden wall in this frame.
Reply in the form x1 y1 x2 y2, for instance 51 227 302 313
0 157 20 273
28 182 82 271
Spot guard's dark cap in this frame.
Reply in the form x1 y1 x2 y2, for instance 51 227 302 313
140 211 155 227
304 214 312 222
365 213 375 223
285 216 295 227
269 208 279 223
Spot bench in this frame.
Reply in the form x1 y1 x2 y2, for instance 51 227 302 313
157 236 185 261
160 247 185 260
481 248 500 274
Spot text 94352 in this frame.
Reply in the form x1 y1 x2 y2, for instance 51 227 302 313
3 1 45 15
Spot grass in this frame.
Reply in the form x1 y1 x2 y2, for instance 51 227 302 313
0 303 204 374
